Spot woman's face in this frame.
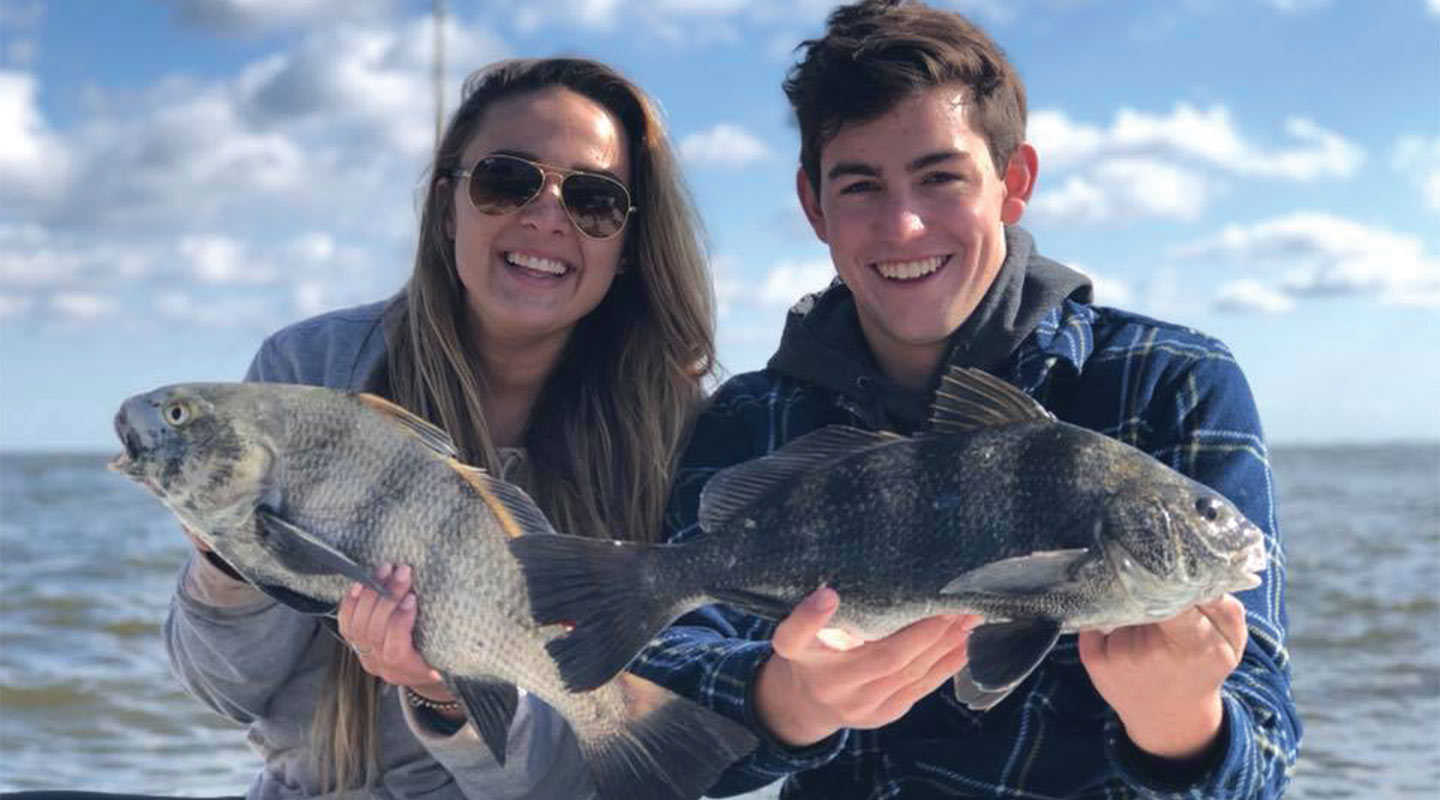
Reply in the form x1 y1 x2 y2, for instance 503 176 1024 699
448 87 632 348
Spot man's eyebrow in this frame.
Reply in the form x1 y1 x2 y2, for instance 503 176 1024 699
907 150 970 172
826 150 973 182
826 161 879 182
490 148 626 184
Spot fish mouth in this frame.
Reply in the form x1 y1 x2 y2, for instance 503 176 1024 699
1230 525 1268 584
109 408 145 475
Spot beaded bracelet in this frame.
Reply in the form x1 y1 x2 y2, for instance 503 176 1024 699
404 687 463 714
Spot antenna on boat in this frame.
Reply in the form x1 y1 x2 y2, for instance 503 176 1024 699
433 0 446 150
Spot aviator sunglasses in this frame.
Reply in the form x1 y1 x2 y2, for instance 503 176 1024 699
446 154 636 240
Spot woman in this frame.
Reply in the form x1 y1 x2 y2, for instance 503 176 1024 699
165 58 716 799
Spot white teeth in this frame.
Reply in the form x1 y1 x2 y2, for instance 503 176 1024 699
506 252 568 275
874 256 945 280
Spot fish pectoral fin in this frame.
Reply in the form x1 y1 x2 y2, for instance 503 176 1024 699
951 665 1017 712
964 619 1062 701
698 426 903 531
450 677 519 766
352 393 459 459
926 366 1054 435
705 586 795 621
939 548 1093 595
254 583 336 616
255 510 386 595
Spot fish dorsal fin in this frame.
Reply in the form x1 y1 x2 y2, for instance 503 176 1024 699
354 393 459 459
927 367 1054 435
451 462 556 539
699 426 903 532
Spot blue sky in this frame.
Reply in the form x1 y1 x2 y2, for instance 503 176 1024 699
1 0 1437 451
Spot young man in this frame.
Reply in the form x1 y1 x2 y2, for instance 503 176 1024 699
632 1 1300 797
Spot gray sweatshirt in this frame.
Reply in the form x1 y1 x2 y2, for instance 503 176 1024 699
163 298 594 799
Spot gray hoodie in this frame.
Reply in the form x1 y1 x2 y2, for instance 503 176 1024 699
163 298 593 799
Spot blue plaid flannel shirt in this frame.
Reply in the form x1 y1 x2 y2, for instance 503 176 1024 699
630 298 1301 799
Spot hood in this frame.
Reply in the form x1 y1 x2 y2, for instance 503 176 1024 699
766 226 1092 431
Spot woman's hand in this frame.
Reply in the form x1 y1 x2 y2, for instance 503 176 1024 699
753 587 979 748
338 563 454 706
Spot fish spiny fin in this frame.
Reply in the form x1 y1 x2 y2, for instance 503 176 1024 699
451 462 555 539
928 367 1054 435
699 426 903 531
353 393 458 459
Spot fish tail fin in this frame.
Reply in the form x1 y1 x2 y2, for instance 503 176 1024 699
570 673 757 800
509 533 698 692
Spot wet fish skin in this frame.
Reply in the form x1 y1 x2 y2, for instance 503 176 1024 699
511 367 1268 709
110 381 756 800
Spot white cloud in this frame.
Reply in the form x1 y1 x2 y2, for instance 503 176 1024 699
757 258 834 306
161 0 395 33
1431 0 1440 16
0 71 72 209
1215 279 1295 314
1392 134 1440 213
1259 0 1330 12
1068 263 1134 307
178 235 274 285
1173 212 1440 310
0 294 32 319
49 292 119 321
1031 104 1363 181
680 124 771 167
1031 157 1211 225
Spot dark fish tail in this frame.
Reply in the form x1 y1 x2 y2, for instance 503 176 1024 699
509 533 702 692
571 673 757 800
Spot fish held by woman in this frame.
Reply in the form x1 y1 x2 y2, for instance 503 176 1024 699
510 367 1269 710
110 380 756 800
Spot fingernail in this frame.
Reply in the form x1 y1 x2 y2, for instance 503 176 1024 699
397 565 412 583
377 563 393 580
806 588 836 612
401 594 416 611
349 584 362 599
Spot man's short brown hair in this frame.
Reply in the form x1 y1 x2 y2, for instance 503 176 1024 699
784 0 1028 192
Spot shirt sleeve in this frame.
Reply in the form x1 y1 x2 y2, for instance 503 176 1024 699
400 690 598 799
164 553 325 723
628 380 850 796
1108 348 1302 800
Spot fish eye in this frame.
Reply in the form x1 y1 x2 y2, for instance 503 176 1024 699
163 400 193 427
1194 496 1221 522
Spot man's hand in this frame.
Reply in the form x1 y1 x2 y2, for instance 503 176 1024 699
1078 594 1248 762
338 563 456 708
754 587 979 748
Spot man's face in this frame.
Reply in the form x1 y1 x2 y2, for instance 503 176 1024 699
798 86 1035 385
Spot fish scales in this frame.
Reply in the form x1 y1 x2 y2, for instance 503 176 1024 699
110 382 756 800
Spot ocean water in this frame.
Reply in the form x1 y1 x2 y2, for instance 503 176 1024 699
0 445 1436 797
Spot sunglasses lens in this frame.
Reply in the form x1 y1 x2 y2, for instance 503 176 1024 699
468 157 542 214
562 174 630 238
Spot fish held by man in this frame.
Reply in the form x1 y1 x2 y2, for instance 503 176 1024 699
510 367 1269 710
109 381 756 800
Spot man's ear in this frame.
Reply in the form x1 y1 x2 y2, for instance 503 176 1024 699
796 166 829 245
437 177 457 239
1000 142 1038 225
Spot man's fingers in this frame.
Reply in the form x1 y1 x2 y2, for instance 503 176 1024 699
869 635 973 723
1193 595 1248 658
850 614 963 678
858 617 970 703
771 586 839 659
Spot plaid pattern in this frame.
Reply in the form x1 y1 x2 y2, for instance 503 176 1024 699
630 299 1300 799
